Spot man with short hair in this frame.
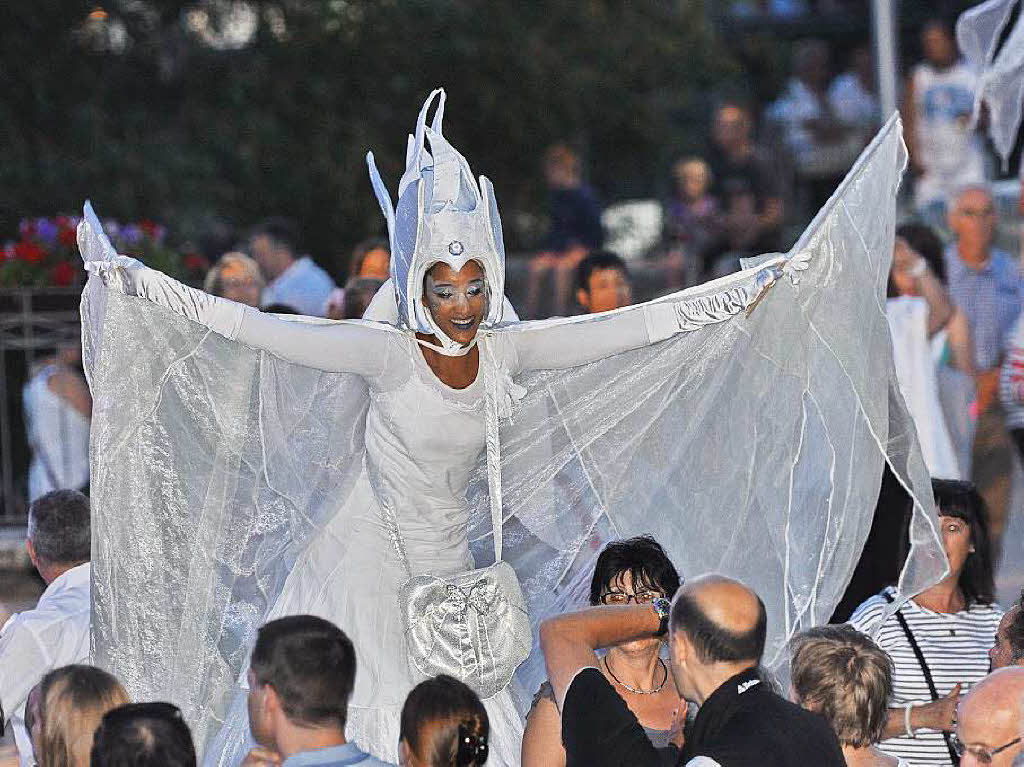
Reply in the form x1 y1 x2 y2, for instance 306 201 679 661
250 218 335 317
575 250 633 314
955 667 1024 765
91 702 197 767
991 591 1024 670
0 489 91 766
945 185 1022 552
241 615 391 766
540 574 845 767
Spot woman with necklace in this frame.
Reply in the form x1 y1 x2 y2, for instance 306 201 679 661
522 536 684 765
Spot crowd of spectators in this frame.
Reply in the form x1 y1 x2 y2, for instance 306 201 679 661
4 480 1024 765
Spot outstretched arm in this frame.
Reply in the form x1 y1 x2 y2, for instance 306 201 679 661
504 281 753 372
99 260 392 377
79 204 396 377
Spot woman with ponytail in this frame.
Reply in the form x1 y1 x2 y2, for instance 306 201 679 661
399 676 489 767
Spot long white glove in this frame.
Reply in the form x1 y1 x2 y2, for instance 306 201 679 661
79 203 247 341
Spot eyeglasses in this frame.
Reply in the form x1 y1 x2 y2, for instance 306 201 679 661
600 590 662 605
952 734 1022 763
957 207 995 218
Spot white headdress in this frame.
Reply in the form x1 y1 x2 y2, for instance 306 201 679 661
366 88 506 354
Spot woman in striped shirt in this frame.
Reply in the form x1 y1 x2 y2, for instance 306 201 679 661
850 479 1002 765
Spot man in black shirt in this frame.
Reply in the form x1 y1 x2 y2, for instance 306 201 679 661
540 574 845 767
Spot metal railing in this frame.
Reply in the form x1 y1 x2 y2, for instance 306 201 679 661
0 287 82 521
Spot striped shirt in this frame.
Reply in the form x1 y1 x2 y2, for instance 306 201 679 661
1000 313 1024 429
850 587 1003 765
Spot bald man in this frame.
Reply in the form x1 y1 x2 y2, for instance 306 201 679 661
945 186 1022 554
955 668 1024 765
539 574 844 767
991 593 1024 670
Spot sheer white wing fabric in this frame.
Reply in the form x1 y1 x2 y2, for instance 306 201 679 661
469 114 947 707
80 227 370 750
79 114 946 754
957 0 1024 168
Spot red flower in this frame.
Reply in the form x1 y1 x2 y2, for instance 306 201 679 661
139 219 159 238
14 241 46 264
18 220 36 238
184 253 209 272
58 227 77 246
51 261 77 286
56 215 72 228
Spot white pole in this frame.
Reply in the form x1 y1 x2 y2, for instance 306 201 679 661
872 0 899 118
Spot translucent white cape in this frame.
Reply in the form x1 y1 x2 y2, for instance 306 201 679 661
81 114 946 756
957 0 1024 168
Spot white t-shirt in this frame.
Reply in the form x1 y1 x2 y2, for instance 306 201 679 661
828 72 880 129
886 297 961 479
851 587 1003 765
261 256 336 317
911 60 986 207
0 563 91 766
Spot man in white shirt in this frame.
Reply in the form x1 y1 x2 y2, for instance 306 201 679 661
904 19 987 215
249 218 335 317
0 489 91 766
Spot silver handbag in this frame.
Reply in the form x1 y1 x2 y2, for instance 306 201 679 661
392 340 531 699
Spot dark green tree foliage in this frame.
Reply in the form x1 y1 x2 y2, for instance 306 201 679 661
0 1 732 279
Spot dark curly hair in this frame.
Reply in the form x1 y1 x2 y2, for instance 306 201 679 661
589 535 681 606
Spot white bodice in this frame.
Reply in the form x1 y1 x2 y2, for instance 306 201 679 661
364 337 491 574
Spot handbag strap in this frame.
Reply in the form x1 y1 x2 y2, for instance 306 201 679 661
481 339 504 563
883 591 960 764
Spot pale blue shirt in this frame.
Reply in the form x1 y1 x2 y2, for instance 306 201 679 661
280 742 394 767
944 244 1023 370
261 256 336 317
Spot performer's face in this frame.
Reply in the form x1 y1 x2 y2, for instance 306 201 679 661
422 260 487 346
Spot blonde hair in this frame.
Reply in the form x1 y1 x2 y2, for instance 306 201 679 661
36 665 130 767
203 252 264 296
790 625 892 749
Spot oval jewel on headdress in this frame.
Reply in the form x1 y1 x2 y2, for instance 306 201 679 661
448 240 464 256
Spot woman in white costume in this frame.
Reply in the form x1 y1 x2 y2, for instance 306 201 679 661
78 91 945 765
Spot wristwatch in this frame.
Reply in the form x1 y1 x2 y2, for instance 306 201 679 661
652 597 671 638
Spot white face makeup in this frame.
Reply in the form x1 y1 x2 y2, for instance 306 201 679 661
421 260 488 346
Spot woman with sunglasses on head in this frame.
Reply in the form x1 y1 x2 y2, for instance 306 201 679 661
522 536 684 766
850 479 1003 766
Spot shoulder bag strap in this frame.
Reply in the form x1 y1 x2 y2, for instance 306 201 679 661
883 591 960 764
481 338 504 563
